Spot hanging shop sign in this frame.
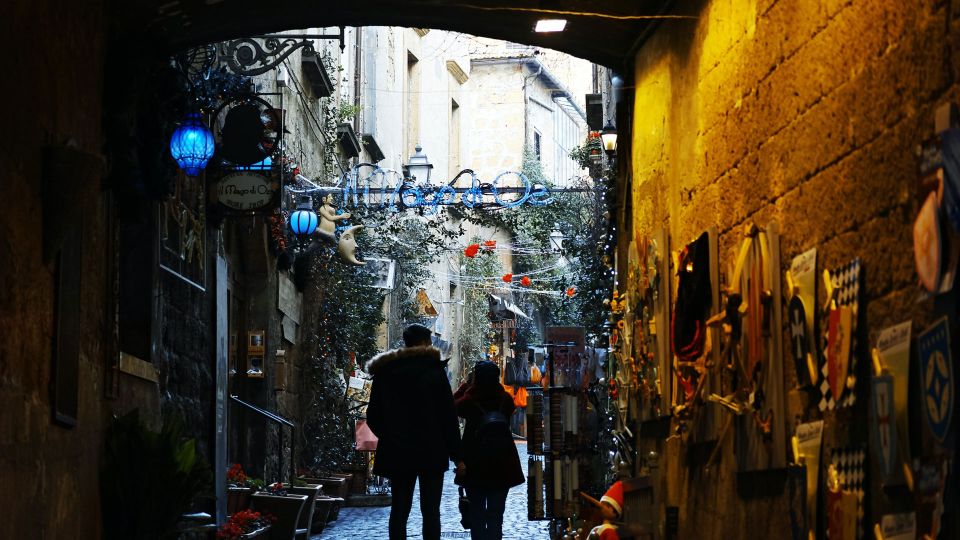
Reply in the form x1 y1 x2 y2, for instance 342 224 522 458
337 167 555 212
216 171 278 211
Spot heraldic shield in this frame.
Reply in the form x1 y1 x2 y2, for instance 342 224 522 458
871 374 897 481
917 317 954 444
827 306 853 402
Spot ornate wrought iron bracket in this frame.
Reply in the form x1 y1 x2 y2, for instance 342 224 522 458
222 28 345 76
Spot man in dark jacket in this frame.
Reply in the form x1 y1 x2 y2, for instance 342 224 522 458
366 324 464 540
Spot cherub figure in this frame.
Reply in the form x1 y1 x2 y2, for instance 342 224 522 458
317 193 351 244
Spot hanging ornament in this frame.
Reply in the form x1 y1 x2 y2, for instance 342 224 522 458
464 243 480 258
482 239 497 251
520 276 532 287
610 291 623 313
566 286 577 298
170 113 215 177
502 273 513 283
337 225 366 266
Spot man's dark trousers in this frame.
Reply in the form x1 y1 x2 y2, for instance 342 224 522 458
388 470 445 540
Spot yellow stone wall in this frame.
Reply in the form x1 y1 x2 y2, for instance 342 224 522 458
626 0 954 536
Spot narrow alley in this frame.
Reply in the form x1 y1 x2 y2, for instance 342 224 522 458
4 1 960 539
316 442 546 540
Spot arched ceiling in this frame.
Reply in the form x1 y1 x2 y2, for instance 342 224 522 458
112 0 678 69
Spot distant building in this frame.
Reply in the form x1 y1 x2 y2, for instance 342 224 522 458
467 44 590 188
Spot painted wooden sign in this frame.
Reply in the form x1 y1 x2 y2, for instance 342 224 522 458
217 171 277 211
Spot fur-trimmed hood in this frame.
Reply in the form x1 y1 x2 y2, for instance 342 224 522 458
365 346 442 376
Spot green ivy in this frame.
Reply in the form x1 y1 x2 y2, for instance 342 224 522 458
296 197 463 471
454 146 615 343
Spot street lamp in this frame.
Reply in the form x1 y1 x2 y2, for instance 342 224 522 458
600 123 618 158
549 228 564 253
170 112 215 177
405 144 433 184
288 195 318 242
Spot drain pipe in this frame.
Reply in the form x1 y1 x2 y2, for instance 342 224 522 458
523 59 543 151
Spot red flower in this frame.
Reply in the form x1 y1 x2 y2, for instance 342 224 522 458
502 273 513 283
565 287 577 297
464 244 480 258
227 464 247 484
520 276 532 287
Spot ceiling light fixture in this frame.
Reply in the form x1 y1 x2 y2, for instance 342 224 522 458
534 19 567 32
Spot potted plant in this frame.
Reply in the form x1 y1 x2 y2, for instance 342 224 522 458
215 509 274 539
250 488 308 540
227 464 264 515
100 410 212 540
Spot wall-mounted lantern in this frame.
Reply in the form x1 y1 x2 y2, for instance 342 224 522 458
601 123 618 158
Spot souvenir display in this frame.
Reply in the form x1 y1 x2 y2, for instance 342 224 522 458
581 481 624 540
913 191 943 293
937 128 960 233
786 248 818 387
876 322 913 469
671 232 711 373
917 317 954 445
795 420 824 539
916 134 960 295
870 371 897 485
528 328 591 522
827 305 853 403
829 446 866 539
826 463 858 540
877 512 915 540
629 229 671 420
725 223 786 471
670 229 721 444
913 456 950 539
818 258 861 411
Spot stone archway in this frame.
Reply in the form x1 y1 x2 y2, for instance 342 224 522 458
112 0 676 69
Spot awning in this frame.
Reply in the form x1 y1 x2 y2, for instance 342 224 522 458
488 293 532 320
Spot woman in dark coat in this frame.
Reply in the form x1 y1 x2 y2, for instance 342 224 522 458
454 361 524 540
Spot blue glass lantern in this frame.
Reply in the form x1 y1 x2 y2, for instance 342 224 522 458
289 195 318 237
169 113 215 177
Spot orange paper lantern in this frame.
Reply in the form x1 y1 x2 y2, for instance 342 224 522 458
520 276 532 287
502 273 513 283
482 240 497 251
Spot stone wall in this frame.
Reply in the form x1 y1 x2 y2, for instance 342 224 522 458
626 0 955 537
0 1 108 538
155 248 216 458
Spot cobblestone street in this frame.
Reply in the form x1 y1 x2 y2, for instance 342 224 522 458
315 442 549 539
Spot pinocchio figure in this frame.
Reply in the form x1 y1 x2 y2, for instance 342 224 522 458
581 480 624 540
